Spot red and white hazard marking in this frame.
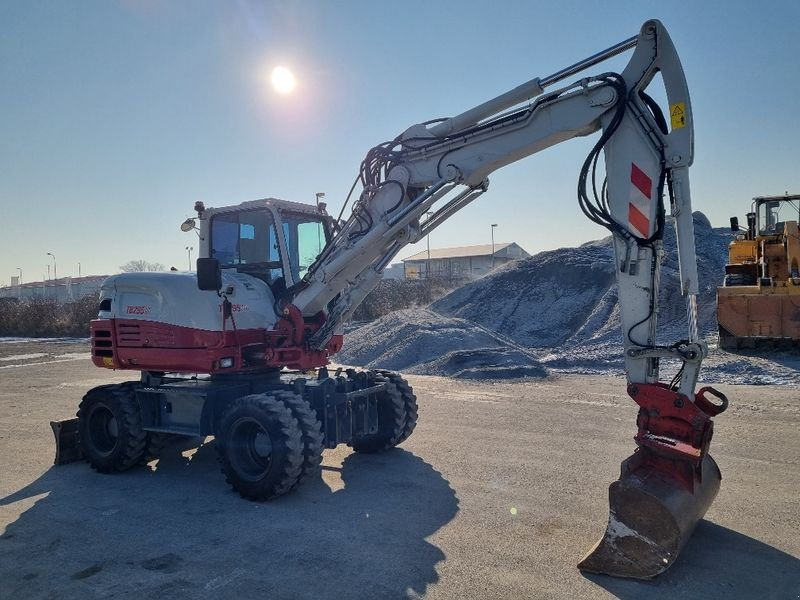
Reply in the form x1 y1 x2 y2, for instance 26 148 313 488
629 163 652 237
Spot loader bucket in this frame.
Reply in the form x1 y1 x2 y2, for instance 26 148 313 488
578 452 721 579
51 418 82 465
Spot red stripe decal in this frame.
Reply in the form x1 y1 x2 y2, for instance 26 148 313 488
629 203 650 237
631 163 652 199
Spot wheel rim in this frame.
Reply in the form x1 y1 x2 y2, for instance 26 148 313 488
87 404 119 455
228 417 273 482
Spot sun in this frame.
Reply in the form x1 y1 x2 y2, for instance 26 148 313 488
271 66 296 94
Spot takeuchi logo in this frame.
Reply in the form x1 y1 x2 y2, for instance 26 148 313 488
219 303 249 313
125 305 152 315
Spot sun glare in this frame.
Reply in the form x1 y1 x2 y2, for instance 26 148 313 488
271 66 296 94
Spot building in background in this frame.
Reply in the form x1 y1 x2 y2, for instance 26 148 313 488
402 242 529 280
0 276 108 302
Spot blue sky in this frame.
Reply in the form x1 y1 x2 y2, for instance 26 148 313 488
2 0 798 283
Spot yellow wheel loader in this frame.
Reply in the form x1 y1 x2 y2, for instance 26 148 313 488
718 194 800 349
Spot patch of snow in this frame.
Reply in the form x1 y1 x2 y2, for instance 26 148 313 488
0 353 48 362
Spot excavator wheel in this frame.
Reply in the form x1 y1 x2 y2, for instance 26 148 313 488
216 394 304 500
77 383 147 473
349 375 406 454
274 390 324 489
375 370 418 445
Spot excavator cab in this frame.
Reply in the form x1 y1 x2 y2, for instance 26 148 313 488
200 199 332 298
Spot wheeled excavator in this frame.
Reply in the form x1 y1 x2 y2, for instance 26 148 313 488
52 20 729 579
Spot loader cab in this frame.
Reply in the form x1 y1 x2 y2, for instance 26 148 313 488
755 196 800 236
203 199 330 294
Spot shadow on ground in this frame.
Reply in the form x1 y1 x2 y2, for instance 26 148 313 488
584 520 800 600
0 441 458 600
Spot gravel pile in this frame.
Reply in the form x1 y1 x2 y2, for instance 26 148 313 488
337 308 547 379
339 213 800 384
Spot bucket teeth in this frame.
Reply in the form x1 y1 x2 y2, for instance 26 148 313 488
578 454 721 579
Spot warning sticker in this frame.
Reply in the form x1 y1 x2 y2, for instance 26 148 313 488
670 102 686 129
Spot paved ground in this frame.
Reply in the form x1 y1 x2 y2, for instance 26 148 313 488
0 341 798 599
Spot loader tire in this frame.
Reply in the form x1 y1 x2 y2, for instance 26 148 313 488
275 391 324 488
349 376 405 454
78 383 147 473
376 371 418 445
216 394 303 501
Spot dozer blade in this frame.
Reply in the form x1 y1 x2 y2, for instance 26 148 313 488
578 453 721 579
51 418 82 465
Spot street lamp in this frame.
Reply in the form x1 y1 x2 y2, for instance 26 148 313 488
490 224 498 269
47 252 57 281
16 267 22 284
77 262 81 278
186 246 194 271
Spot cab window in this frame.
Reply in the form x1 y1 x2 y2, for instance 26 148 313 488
280 213 327 282
210 210 283 283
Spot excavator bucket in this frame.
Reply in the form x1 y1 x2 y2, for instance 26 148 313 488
578 453 720 579
51 418 82 465
578 383 728 579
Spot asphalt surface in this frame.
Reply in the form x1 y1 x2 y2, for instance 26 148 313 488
0 341 798 599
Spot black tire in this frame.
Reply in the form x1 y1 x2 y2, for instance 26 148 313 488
376 371 418 445
349 375 405 454
275 391 324 488
77 383 147 473
216 394 303 500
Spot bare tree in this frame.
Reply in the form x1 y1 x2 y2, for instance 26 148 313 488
119 260 165 273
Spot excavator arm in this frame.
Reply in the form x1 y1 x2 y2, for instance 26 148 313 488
285 19 728 578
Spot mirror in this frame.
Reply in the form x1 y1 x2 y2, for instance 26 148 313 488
729 216 739 232
196 258 221 291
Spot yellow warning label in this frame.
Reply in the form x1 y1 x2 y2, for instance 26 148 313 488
102 357 115 368
670 102 686 129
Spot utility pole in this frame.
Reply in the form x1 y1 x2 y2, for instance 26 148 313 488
16 267 22 284
78 262 81 278
491 223 498 269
